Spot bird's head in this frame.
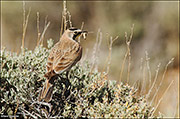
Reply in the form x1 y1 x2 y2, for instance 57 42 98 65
65 28 88 41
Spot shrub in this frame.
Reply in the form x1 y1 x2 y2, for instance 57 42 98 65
0 40 161 118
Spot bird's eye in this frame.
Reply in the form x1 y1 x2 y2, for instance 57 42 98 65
74 31 77 34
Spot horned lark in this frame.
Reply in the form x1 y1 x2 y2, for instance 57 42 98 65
38 28 87 102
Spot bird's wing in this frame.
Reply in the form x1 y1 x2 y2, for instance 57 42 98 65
46 40 82 74
46 42 62 72
53 42 82 74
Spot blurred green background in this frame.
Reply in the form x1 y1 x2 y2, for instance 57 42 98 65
1 1 179 117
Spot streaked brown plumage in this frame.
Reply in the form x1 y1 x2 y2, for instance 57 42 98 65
38 28 87 102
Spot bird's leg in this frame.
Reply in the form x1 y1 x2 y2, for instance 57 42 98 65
65 71 71 88
66 71 69 80
57 73 70 88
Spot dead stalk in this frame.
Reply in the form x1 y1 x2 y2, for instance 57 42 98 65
132 57 144 89
97 32 103 71
106 36 118 74
141 59 146 95
150 58 174 105
91 29 102 72
127 24 134 84
21 2 31 54
59 1 68 40
119 24 134 84
20 107 38 119
38 20 50 46
60 12 64 39
145 51 152 89
81 22 84 30
67 11 72 28
63 1 67 32
78 22 85 43
36 12 41 46
14 100 19 119
152 80 174 115
146 63 161 99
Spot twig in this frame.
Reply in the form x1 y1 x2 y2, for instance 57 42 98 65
119 24 134 83
152 80 174 115
14 100 19 119
31 101 52 111
106 36 118 74
145 51 152 89
80 48 89 65
146 63 161 99
132 58 144 89
20 107 38 119
38 20 50 46
32 112 42 118
81 22 84 30
36 12 41 46
102 33 110 72
91 29 102 72
96 31 103 71
127 24 134 84
119 35 128 83
21 2 31 54
59 12 64 39
141 58 146 95
78 22 85 42
150 58 174 105
67 11 72 28
59 1 68 40
63 1 67 32
65 90 77 101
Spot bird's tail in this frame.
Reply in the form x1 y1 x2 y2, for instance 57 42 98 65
38 70 56 102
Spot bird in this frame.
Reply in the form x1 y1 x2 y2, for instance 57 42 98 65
38 28 88 102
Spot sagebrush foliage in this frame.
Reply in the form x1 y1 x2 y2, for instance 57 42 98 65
0 40 159 118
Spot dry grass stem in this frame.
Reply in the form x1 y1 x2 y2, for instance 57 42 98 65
44 15 48 29
126 31 131 83
102 33 110 72
38 19 50 46
127 24 134 84
63 1 67 32
20 107 38 119
36 12 41 46
119 39 128 82
91 29 102 72
59 1 68 39
78 22 85 42
14 100 19 119
31 101 52 111
60 12 64 39
81 22 84 30
145 51 152 89
96 30 103 71
152 80 174 115
146 63 161 99
21 2 31 54
150 58 174 105
67 11 72 28
106 36 118 74
140 59 147 95
80 48 89 65
119 24 134 83
132 57 144 89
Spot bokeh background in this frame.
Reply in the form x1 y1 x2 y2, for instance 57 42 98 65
1 1 179 117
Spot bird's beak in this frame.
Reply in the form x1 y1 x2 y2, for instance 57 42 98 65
75 30 88 40
81 31 88 40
